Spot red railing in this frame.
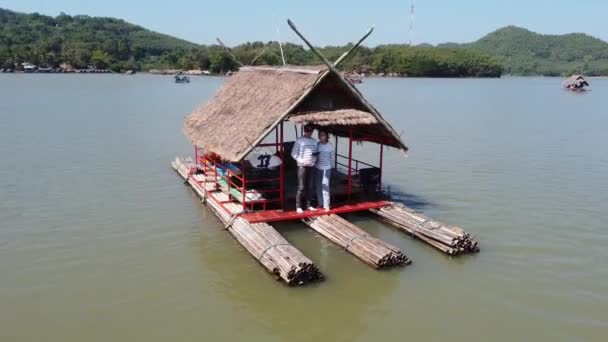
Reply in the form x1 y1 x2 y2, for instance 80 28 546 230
336 153 378 176
193 122 285 214
191 123 386 214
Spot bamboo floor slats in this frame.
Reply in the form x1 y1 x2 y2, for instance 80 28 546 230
172 156 323 286
303 214 411 269
371 203 479 255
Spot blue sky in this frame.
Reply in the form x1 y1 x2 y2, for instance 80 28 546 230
2 0 607 46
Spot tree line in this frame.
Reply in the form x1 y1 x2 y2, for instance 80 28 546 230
0 8 503 77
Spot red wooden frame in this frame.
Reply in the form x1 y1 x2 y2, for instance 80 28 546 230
195 122 285 214
189 120 388 222
379 143 384 192
242 200 390 223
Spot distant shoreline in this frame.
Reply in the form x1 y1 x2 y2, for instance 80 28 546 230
2 69 606 79
0 70 500 78
4 8 608 80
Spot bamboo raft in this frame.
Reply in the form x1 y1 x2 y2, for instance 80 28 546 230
303 214 411 268
371 203 479 255
172 157 323 286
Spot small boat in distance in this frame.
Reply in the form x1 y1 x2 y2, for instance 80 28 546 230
563 75 589 91
345 71 363 84
174 75 191 83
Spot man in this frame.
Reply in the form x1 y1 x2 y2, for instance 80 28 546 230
291 124 318 213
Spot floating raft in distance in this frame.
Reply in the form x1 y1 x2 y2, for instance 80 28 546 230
172 157 323 286
371 203 480 255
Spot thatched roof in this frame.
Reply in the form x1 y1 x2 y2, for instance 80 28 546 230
563 75 589 88
184 66 324 161
290 109 377 126
184 65 407 161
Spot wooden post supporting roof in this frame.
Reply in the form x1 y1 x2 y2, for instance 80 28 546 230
379 143 384 193
279 121 284 209
348 127 353 200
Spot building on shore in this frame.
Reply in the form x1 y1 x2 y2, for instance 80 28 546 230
21 62 37 72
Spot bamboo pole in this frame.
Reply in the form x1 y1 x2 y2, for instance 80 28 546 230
172 156 323 285
216 38 244 67
286 19 408 155
303 214 411 269
332 26 375 68
370 203 480 255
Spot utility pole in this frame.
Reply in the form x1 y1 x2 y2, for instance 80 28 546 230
409 0 415 46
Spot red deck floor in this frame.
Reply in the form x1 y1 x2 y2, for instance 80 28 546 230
241 201 391 223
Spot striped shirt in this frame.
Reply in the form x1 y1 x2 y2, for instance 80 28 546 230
291 137 318 166
315 142 335 170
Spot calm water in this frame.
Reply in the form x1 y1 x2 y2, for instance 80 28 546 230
1 74 607 341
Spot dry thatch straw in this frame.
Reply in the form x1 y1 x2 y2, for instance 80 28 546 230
183 65 407 161
290 109 378 126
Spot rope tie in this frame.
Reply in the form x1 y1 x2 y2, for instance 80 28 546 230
224 212 244 230
258 243 292 261
345 233 369 250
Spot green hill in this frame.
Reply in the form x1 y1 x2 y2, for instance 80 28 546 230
0 8 503 76
462 26 608 76
0 8 200 70
3 8 608 76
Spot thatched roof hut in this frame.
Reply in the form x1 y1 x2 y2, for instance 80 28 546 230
183 65 408 161
563 75 590 90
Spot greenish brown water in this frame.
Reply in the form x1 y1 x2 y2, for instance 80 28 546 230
1 74 607 341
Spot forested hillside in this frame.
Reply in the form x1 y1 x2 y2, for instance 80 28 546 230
0 8 504 76
457 26 608 76
0 8 204 70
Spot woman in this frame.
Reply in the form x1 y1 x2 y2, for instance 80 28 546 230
315 129 335 211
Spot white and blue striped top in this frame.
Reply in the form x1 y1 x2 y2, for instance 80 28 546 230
291 137 318 166
315 142 335 170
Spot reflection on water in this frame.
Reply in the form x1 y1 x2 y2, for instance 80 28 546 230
386 188 435 211
0 74 607 342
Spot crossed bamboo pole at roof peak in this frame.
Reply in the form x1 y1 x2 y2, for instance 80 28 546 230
216 38 244 67
216 38 281 67
230 20 407 162
286 19 374 71
216 20 374 70
286 19 408 156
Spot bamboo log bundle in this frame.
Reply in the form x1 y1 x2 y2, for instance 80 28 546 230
303 215 411 269
370 203 479 256
172 156 322 286
228 220 324 285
